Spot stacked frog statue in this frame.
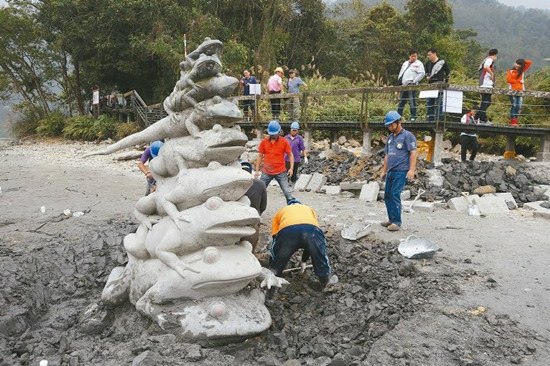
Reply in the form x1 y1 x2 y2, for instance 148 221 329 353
88 38 287 343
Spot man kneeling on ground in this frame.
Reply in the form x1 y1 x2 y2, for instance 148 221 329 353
264 199 336 291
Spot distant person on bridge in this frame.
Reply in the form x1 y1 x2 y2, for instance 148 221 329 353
460 106 480 161
287 69 307 120
477 49 498 124
380 111 417 232
425 48 450 122
506 58 532 126
397 49 425 122
240 69 257 121
267 67 285 119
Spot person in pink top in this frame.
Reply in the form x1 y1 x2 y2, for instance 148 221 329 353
267 67 284 119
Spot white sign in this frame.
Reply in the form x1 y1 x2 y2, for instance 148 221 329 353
249 84 261 95
418 90 439 99
92 90 100 105
442 90 463 113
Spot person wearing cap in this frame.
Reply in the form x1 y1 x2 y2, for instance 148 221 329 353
287 69 306 120
380 111 417 232
255 120 296 203
240 161 268 251
267 67 284 119
137 140 163 196
284 121 308 184
264 199 335 291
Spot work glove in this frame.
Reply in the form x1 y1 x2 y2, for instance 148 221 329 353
300 262 308 273
304 156 309 164
259 268 289 289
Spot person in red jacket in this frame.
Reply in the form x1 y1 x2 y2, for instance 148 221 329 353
506 59 532 126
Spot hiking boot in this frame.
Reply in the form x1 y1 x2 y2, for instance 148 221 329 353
387 223 401 231
381 221 392 227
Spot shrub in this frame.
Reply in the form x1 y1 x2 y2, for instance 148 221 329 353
36 111 66 137
115 122 141 140
63 115 117 141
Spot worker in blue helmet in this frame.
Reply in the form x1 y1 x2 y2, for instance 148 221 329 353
138 140 164 196
380 111 417 232
284 121 308 185
255 120 296 204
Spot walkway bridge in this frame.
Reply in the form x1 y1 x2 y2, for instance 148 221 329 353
109 83 550 162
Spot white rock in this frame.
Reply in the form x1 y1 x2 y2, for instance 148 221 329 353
72 211 85 217
40 206 46 213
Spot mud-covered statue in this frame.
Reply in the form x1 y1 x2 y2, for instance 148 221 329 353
88 38 287 343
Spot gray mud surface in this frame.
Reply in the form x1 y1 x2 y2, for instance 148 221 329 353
1 140 550 365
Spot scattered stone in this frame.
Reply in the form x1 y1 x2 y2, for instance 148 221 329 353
132 351 160 366
186 344 204 362
398 236 438 259
338 136 347 145
341 223 371 241
448 195 480 213
306 173 327 193
400 190 411 200
295 174 313 191
339 181 366 191
475 194 511 214
325 186 341 195
359 182 380 202
473 185 496 195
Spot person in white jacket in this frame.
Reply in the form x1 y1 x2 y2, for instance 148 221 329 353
397 49 425 122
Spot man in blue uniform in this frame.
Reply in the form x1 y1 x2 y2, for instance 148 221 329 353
380 111 417 231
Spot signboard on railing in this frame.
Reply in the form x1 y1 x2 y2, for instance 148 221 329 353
92 90 100 105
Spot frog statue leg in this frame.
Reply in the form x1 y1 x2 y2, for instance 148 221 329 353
151 224 200 279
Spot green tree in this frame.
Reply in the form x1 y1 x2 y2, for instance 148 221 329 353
0 6 57 117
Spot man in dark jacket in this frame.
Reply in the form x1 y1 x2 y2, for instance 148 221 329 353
425 48 450 122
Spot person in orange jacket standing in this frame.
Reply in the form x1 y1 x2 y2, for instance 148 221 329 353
506 59 532 126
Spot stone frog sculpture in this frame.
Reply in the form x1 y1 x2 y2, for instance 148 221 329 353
179 37 223 72
134 162 253 229
149 125 247 178
125 196 260 279
84 97 243 157
163 73 239 116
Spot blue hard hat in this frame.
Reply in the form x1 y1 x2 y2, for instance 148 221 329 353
150 140 164 157
290 121 300 130
384 111 401 126
240 161 253 173
287 198 301 205
267 120 281 135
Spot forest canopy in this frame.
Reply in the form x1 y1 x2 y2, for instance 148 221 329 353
0 0 548 122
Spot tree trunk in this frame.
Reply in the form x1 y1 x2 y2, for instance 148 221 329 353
74 60 85 115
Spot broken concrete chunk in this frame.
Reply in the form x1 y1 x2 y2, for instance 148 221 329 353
294 174 312 191
306 173 327 193
341 223 371 241
359 182 380 202
325 186 341 195
398 235 438 259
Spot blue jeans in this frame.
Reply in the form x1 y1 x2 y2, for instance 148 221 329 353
260 171 294 203
510 95 522 119
384 170 407 226
426 91 443 122
397 90 417 120
269 224 331 279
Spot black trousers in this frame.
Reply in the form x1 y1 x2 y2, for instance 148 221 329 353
478 93 492 122
285 161 301 183
460 135 478 161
